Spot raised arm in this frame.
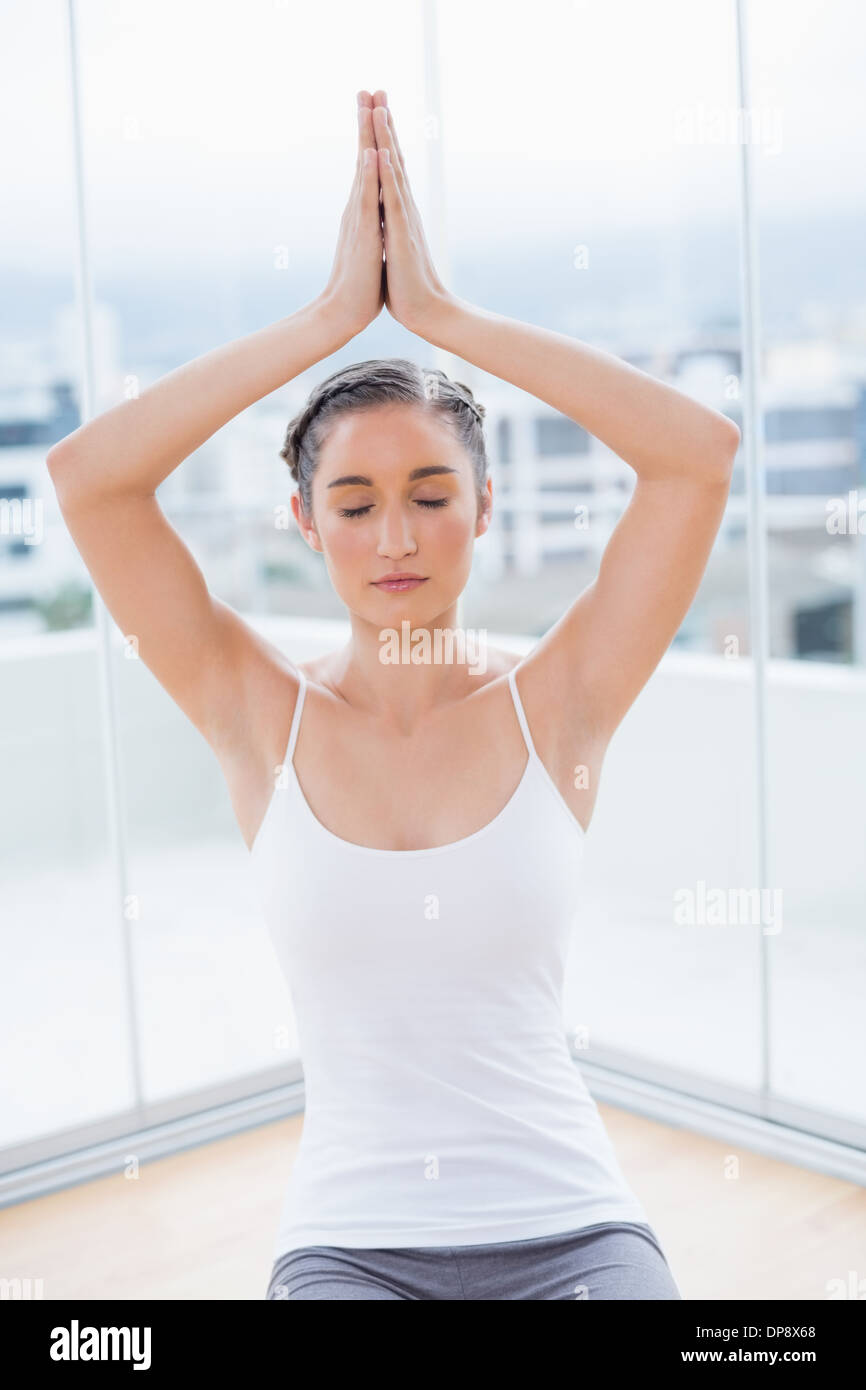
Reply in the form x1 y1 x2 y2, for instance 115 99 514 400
417 295 740 746
371 92 739 757
46 93 384 766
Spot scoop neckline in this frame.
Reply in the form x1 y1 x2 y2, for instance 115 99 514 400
284 750 535 858
249 662 587 858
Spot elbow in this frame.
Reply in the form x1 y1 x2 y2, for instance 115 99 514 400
723 416 742 457
710 415 741 479
45 442 67 494
45 443 64 495
45 440 82 511
46 439 73 479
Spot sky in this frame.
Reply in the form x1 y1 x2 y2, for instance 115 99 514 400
1 0 864 281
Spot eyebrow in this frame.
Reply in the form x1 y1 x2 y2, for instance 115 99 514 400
326 465 459 490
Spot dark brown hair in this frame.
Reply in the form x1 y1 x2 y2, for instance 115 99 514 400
279 357 488 518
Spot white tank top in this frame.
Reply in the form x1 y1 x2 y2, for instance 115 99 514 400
249 663 649 1259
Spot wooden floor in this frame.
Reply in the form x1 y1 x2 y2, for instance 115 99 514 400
3 1102 864 1300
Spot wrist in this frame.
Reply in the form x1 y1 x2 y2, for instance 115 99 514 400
410 291 465 347
310 289 368 346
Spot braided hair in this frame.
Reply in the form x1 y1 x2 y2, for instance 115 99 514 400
280 358 487 519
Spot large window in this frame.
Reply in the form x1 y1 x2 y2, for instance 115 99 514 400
2 0 864 1178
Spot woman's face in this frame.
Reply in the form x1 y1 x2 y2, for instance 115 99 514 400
293 402 492 624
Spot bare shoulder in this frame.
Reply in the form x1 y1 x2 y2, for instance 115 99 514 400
294 652 333 688
481 643 524 685
506 630 601 740
214 631 303 783
215 638 305 852
505 632 609 819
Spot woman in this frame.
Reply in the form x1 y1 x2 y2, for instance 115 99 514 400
47 89 739 1300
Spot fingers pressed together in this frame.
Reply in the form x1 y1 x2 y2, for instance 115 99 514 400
356 89 406 182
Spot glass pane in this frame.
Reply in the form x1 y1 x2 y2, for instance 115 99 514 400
72 0 425 1105
0 4 136 1154
442 0 761 1093
749 0 866 1132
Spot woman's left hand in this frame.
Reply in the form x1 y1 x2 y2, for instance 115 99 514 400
320 92 386 337
370 91 452 337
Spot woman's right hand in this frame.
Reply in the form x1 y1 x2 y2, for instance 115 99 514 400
321 91 385 337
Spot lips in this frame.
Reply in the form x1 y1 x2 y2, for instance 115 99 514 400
372 575 428 592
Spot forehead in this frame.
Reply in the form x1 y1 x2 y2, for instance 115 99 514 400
318 401 465 476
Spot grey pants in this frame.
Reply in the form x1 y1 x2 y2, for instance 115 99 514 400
265 1221 682 1300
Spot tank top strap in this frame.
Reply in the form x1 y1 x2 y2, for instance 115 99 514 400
507 664 539 762
284 667 308 764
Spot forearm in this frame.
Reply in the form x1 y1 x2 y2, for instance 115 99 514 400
47 292 352 506
423 293 740 482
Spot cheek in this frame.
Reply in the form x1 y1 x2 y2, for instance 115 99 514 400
432 505 475 553
323 520 368 569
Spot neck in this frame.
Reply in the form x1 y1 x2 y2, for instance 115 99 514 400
327 604 487 733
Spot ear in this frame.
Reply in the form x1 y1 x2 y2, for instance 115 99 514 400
291 493 322 552
475 477 494 536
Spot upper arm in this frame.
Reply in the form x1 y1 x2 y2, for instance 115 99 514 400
46 456 277 754
518 437 738 746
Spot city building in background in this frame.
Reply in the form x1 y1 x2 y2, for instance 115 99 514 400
3 298 865 662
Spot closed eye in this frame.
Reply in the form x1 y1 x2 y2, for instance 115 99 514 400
337 499 450 519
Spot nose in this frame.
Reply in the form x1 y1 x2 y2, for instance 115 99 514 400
376 502 418 559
